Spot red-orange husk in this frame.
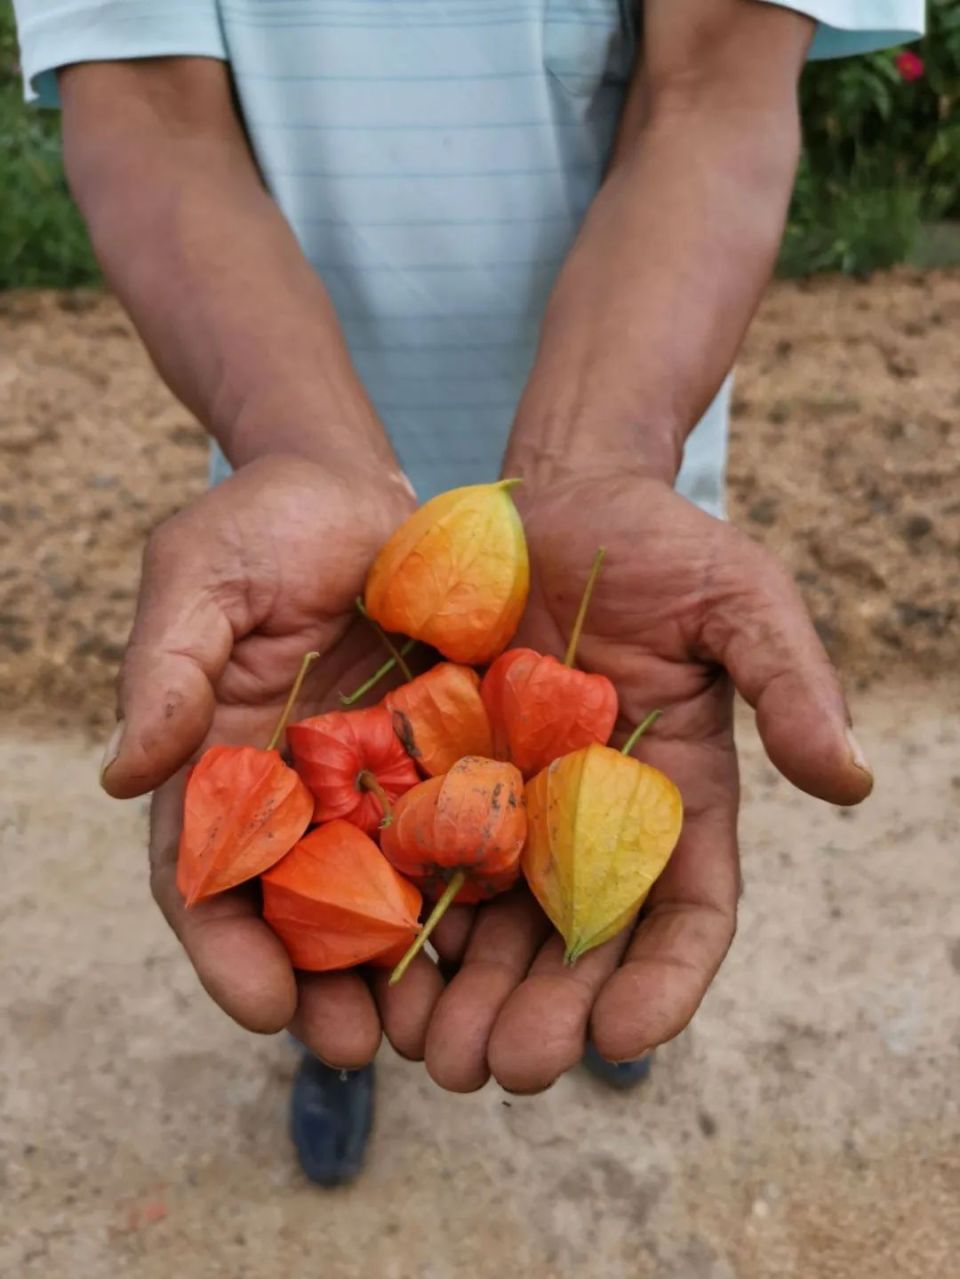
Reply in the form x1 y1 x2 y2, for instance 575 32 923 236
382 756 526 984
481 647 618 779
286 705 419 833
384 662 493 777
176 745 313 907
261 820 422 971
380 756 525 904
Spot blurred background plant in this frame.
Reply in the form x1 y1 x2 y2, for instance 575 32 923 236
781 0 960 275
1 0 957 286
0 2 98 287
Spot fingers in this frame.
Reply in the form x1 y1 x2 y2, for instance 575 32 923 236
425 889 551 1092
369 954 446 1061
705 535 872 806
367 902 479 1063
486 925 632 1095
290 972 381 1069
429 903 478 966
590 799 739 1063
101 512 238 798
149 778 298 1033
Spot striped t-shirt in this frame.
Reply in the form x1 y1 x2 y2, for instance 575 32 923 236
15 0 924 511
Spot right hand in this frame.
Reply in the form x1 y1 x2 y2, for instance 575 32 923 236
421 470 872 1094
101 454 446 1067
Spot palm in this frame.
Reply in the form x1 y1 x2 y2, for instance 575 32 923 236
423 473 867 1093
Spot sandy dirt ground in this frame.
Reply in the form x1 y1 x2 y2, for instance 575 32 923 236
1 272 959 1277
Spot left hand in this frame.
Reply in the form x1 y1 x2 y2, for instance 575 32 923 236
423 470 872 1093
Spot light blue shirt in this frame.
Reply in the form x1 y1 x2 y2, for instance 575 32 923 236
15 0 924 513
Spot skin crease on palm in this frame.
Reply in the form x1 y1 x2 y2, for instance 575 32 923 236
107 458 873 1098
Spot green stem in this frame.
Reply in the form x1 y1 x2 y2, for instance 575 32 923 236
265 651 320 751
357 769 394 829
620 710 662 758
389 869 467 986
564 546 606 668
355 596 413 682
339 638 417 706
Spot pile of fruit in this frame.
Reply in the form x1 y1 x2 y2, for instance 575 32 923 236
176 481 684 984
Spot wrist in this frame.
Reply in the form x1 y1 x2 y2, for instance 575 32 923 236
231 452 418 543
215 378 409 492
504 396 683 494
504 304 687 492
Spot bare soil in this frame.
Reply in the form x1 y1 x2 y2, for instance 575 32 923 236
1 269 958 732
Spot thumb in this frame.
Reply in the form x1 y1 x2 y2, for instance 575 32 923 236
704 536 873 806
100 514 236 799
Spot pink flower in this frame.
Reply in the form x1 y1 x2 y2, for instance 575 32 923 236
895 50 925 83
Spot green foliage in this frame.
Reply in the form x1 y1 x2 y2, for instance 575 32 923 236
0 2 99 288
779 159 925 277
784 0 960 276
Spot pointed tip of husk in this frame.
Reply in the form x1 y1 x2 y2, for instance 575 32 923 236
497 477 523 493
181 862 223 910
183 883 203 910
563 942 583 966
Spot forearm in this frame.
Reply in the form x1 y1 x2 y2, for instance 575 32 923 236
506 101 799 487
60 60 395 476
505 0 812 488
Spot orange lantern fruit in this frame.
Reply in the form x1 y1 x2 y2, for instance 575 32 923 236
176 651 318 907
482 547 617 778
262 820 422 971
363 480 529 665
177 747 312 907
287 705 419 834
380 756 526 983
522 715 683 963
384 662 494 777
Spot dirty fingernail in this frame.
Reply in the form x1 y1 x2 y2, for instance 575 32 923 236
845 726 872 778
99 719 125 786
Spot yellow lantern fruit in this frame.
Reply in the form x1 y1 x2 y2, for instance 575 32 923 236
522 729 683 963
363 480 529 665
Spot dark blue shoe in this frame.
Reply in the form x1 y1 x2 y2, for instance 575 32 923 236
582 1043 653 1090
289 1056 375 1186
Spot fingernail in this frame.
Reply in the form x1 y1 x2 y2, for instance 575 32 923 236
845 726 872 778
99 719 125 787
387 467 417 501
